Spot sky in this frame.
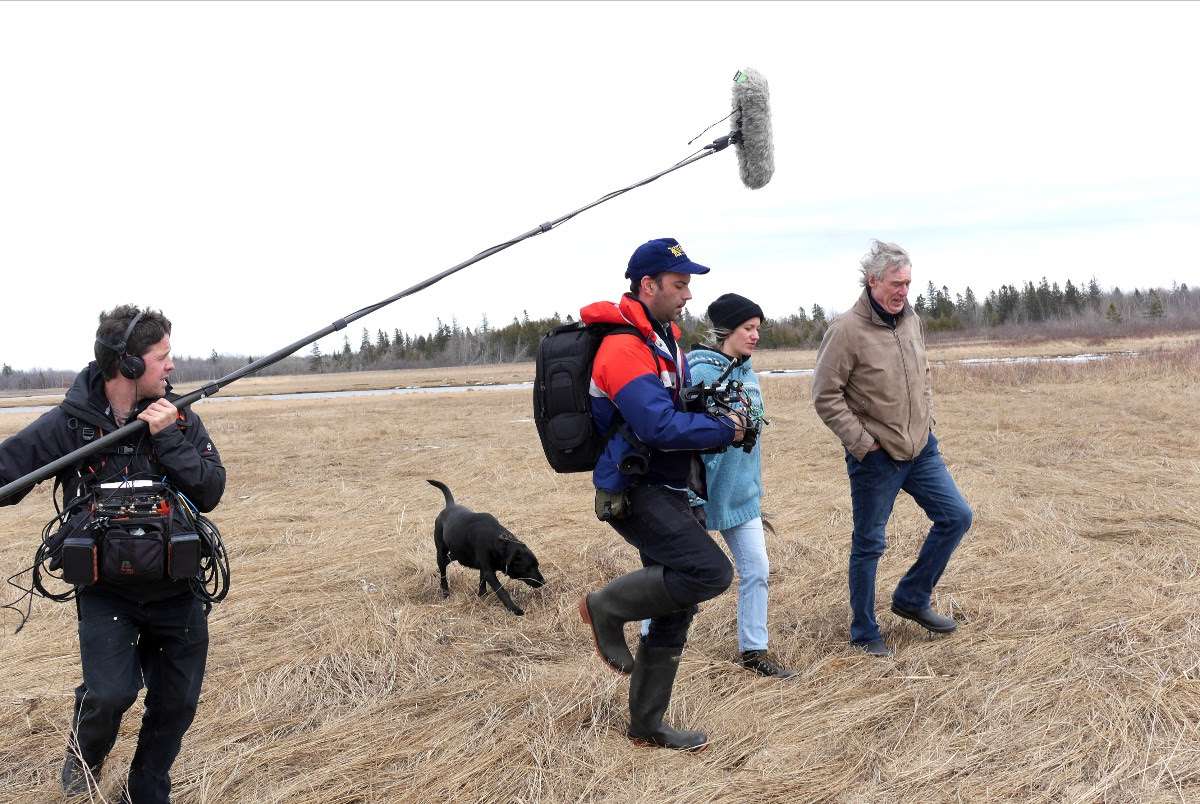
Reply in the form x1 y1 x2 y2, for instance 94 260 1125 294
1 0 1198 371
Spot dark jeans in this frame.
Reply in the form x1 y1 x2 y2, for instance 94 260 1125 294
71 590 209 804
608 484 734 649
846 432 972 644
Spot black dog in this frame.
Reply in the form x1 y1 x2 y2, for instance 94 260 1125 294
428 480 545 615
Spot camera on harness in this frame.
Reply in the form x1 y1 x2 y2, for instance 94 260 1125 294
680 356 768 454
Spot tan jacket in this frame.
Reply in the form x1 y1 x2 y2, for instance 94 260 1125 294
812 290 933 461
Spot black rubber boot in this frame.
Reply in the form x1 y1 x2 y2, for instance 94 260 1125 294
627 641 708 751
61 749 102 796
580 565 682 675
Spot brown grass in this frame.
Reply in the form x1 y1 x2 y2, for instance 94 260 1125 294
0 343 1198 802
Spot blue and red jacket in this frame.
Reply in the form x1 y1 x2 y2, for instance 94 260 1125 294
582 294 735 492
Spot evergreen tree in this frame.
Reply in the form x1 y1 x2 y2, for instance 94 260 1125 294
1022 281 1042 322
935 285 955 319
1036 277 1053 319
1049 282 1064 317
308 343 324 372
1105 303 1122 325
1147 290 1165 319
359 328 374 364
961 286 978 323
997 284 1021 324
1063 279 1082 313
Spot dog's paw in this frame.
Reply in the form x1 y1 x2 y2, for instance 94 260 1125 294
512 607 525 616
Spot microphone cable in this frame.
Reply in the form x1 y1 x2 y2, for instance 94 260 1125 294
688 110 735 146
174 490 231 607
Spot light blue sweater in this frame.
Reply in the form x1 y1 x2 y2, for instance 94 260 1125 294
687 347 763 531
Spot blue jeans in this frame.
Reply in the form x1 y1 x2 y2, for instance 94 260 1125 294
846 432 972 644
642 516 770 652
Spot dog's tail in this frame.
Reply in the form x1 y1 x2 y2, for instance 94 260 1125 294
426 479 454 507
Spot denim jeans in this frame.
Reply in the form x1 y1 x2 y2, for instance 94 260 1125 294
609 484 734 649
71 590 209 804
640 516 769 652
846 432 972 644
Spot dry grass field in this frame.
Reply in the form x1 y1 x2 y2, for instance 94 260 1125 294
1 339 1198 803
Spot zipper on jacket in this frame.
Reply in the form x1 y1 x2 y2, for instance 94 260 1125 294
892 328 915 459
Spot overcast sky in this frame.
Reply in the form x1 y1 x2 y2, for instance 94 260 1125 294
2 1 1197 371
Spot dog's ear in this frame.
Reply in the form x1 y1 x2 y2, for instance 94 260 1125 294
499 539 519 573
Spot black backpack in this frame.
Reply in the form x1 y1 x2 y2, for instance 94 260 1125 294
533 321 642 473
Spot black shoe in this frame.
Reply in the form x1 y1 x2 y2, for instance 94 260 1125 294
737 650 796 679
852 638 893 658
890 603 957 633
117 789 172 804
580 566 683 675
627 641 708 752
61 750 101 796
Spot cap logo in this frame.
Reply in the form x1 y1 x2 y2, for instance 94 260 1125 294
668 245 685 258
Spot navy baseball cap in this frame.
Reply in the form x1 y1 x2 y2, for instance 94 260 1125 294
625 237 711 281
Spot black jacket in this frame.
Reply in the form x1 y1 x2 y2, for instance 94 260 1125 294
0 363 226 600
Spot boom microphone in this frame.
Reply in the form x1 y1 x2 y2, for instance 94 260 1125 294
0 68 777 505
731 68 774 189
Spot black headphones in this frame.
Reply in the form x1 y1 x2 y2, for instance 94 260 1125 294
94 310 147 380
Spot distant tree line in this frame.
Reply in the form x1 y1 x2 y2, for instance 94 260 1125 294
913 278 1199 334
295 278 1199 373
301 302 834 374
0 353 309 393
3 278 1198 389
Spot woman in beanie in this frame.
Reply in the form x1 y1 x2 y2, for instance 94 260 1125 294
645 293 794 678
